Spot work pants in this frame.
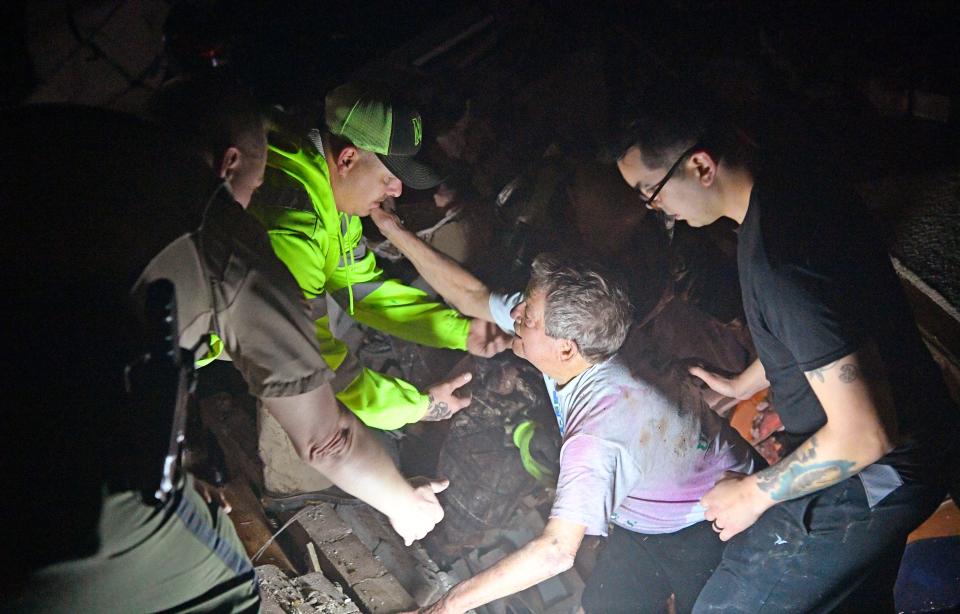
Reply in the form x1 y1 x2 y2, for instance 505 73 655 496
582 520 725 613
10 475 258 613
692 474 945 613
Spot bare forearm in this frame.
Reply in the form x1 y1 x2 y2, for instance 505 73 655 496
701 350 895 541
376 217 491 320
735 359 769 399
262 386 416 513
751 426 881 504
704 423 887 541
309 415 416 511
428 534 576 613
752 353 893 503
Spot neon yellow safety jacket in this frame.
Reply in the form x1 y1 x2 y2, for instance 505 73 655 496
249 134 471 429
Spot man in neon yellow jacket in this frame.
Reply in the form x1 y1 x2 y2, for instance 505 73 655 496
250 83 510 495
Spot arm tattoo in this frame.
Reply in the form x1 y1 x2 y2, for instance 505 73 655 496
424 393 453 421
755 436 856 501
839 364 859 383
806 360 860 385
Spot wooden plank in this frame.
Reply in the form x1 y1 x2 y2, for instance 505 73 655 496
224 479 298 575
197 392 298 576
198 392 264 487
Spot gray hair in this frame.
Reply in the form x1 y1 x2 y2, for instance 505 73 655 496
528 253 634 363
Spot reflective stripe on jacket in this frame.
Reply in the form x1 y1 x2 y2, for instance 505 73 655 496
250 135 470 429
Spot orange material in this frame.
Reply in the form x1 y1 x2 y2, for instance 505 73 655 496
908 498 960 543
727 391 959 546
730 389 769 443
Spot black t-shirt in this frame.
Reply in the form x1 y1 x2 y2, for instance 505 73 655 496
738 166 957 478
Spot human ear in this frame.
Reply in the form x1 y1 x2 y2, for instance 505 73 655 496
690 151 717 187
219 146 242 180
336 146 360 176
558 338 579 362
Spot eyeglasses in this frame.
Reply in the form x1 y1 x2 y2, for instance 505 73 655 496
636 143 701 210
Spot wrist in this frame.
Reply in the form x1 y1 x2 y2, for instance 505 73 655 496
418 392 433 421
744 472 775 513
384 481 420 518
434 590 462 614
383 222 413 245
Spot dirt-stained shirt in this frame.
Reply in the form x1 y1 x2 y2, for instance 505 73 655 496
490 292 758 535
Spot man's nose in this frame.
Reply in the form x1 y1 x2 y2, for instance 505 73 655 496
386 178 403 198
510 302 524 320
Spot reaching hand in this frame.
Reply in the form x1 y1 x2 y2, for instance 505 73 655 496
388 477 449 546
370 205 405 239
423 372 473 421
467 319 513 357
689 366 743 399
700 471 771 541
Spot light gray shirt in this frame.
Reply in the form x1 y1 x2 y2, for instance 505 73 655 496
490 292 758 535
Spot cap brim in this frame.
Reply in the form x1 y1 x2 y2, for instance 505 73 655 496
378 154 443 190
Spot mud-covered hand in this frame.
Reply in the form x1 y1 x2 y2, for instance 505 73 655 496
388 477 449 546
700 471 772 542
423 372 473 421
467 319 512 357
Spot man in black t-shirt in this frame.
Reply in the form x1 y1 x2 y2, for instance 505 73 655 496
613 84 959 612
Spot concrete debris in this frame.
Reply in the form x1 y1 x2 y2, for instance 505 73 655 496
334 503 454 606
256 565 359 614
291 503 418 613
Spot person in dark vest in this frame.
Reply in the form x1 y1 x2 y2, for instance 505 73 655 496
1 71 447 612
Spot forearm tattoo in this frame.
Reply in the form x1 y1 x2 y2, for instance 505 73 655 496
424 393 453 421
755 435 856 501
806 359 861 384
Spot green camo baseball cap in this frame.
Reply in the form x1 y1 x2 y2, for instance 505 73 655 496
325 82 442 190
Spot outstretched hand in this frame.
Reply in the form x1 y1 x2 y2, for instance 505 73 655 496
388 477 449 546
689 365 742 399
423 372 473 421
467 319 512 357
370 205 404 239
700 471 771 542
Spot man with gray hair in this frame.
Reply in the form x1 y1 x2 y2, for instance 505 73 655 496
373 209 761 613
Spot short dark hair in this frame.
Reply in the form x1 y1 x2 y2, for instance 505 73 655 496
150 69 265 160
609 78 754 172
324 131 353 159
528 253 634 363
